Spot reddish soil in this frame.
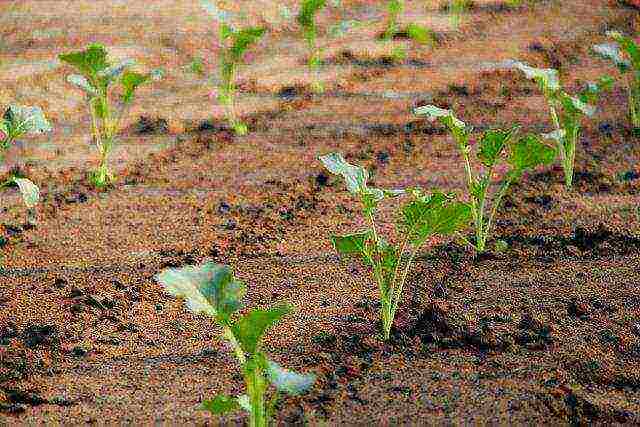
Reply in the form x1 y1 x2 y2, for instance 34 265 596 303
2 0 640 424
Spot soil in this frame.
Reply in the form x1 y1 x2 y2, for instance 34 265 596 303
2 0 640 424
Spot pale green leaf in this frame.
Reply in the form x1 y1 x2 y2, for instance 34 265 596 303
266 359 316 396
319 152 368 194
4 105 52 136
413 105 466 130
513 61 560 92
67 74 98 96
13 178 39 209
592 42 630 71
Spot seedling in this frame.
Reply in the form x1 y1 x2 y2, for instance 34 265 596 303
0 105 51 222
592 31 640 130
156 262 315 427
381 0 435 61
319 153 470 340
447 0 472 28
414 106 556 253
59 43 162 188
298 0 327 93
513 61 607 189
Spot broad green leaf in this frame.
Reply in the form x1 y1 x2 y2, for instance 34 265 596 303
405 23 435 45
59 44 110 79
398 191 472 244
331 231 371 258
200 394 241 414
67 74 98 96
478 128 518 168
319 152 368 194
508 134 556 173
298 0 326 28
266 359 316 396
121 71 151 104
231 305 291 355
4 105 52 136
229 27 265 61
592 42 630 72
13 178 39 208
413 105 466 131
513 61 560 92
155 262 246 320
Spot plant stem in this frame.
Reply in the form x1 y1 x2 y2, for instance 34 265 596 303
484 178 512 244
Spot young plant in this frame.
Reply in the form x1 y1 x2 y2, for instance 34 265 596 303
156 262 315 427
0 105 51 223
297 0 327 94
513 61 603 190
592 31 640 130
414 106 556 253
59 43 162 188
448 0 472 28
215 24 265 135
319 153 470 340
381 0 435 61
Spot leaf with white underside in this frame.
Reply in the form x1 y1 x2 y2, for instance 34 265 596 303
513 61 560 92
13 178 39 209
266 359 316 396
592 42 630 71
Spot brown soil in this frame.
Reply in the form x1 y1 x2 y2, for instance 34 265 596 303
2 0 640 424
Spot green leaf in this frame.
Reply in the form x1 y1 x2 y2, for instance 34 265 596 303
266 359 316 396
231 305 291 355
559 93 596 117
12 178 39 209
59 43 110 79
387 0 403 16
3 105 52 137
579 75 615 104
298 0 326 29
478 128 518 168
200 395 241 415
67 74 98 96
508 134 556 173
98 59 136 85
155 262 246 321
121 71 151 104
592 42 631 72
405 23 435 45
331 231 372 258
229 27 265 61
319 152 368 194
513 61 560 92
398 191 472 245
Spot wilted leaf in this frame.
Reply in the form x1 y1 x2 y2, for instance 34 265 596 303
67 74 98 96
200 394 241 414
231 305 291 354
155 262 246 320
413 105 467 131
508 134 556 173
398 191 471 244
59 44 110 79
592 42 630 71
4 105 52 136
266 359 316 396
13 178 39 209
319 152 368 194
513 61 560 92
478 128 518 167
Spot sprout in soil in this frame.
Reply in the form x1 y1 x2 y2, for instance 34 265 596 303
414 105 556 253
319 153 470 340
0 105 51 222
381 0 436 61
156 262 315 427
512 61 608 190
592 31 640 132
59 43 162 189
297 0 327 94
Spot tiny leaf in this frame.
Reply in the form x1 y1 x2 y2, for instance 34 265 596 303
319 152 368 194
200 395 241 414
266 359 316 396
